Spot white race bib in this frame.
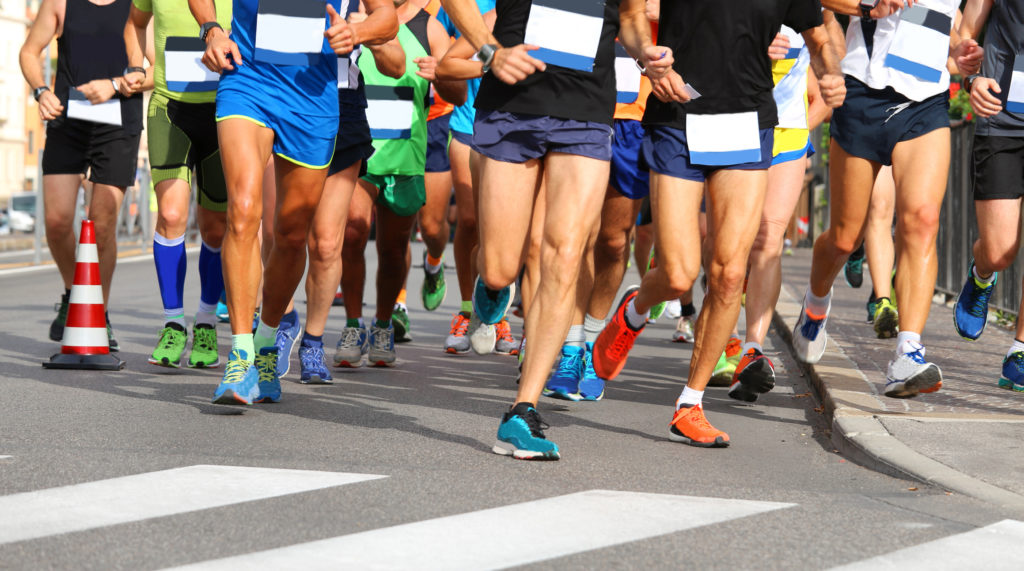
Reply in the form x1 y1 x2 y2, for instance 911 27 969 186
1007 55 1024 114
523 0 604 72
337 45 361 89
614 41 641 104
365 85 414 139
165 36 220 93
66 88 122 126
884 5 952 84
255 0 327 66
779 25 806 60
685 112 761 166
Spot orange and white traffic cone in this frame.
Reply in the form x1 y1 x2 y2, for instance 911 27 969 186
43 220 125 370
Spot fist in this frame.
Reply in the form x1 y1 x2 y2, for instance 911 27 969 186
818 73 846 109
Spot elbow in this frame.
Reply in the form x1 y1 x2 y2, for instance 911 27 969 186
385 60 405 79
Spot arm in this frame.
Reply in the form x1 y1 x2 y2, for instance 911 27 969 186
823 10 846 60
949 8 983 75
422 16 467 106
820 0 914 19
189 0 241 71
19 0 64 120
122 5 154 96
805 69 830 128
365 39 407 79
959 0 1001 117
436 9 496 81
440 0 544 84
327 0 398 55
439 0 496 51
959 0 993 41
801 23 845 108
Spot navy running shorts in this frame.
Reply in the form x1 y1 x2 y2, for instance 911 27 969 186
426 114 452 173
610 119 650 199
641 125 774 182
328 105 374 177
450 128 472 148
472 109 613 163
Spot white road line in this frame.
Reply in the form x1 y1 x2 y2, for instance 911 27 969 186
0 465 385 545
171 490 795 570
0 455 11 460
832 520 1024 570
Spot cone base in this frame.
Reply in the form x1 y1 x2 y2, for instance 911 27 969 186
43 352 126 370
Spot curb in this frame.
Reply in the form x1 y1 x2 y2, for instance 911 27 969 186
773 283 1024 512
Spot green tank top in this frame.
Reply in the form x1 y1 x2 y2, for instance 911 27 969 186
358 14 431 176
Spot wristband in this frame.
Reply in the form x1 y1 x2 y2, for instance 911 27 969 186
859 0 880 19
200 21 224 42
111 78 119 92
124 66 146 77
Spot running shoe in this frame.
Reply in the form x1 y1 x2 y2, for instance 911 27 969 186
884 343 942 398
216 292 230 322
444 312 472 354
421 254 447 311
728 348 776 403
954 267 996 341
649 300 667 321
212 349 259 405
299 340 332 384
872 297 899 339
492 403 560 460
469 313 496 355
334 324 369 368
578 342 605 401
665 299 682 319
998 351 1024 392
793 294 830 364
672 315 695 343
844 245 865 288
275 310 301 377
472 277 514 325
668 404 730 448
254 346 282 403
494 318 519 355
709 351 735 387
106 316 120 352
725 336 742 362
866 293 878 324
543 344 583 401
189 323 221 368
592 285 643 380
392 304 413 343
49 291 69 342
149 322 187 367
368 322 397 367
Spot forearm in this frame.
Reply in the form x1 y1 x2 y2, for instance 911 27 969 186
820 0 860 17
368 41 406 78
436 58 482 81
351 0 398 46
617 0 653 62
188 0 217 26
959 0 992 40
439 0 496 50
19 49 47 90
824 11 846 60
434 80 467 106
805 26 842 79
125 21 147 69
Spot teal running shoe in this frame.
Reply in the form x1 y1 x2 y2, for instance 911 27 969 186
578 342 605 401
492 403 560 460
543 344 583 401
472 277 514 325
216 291 230 323
212 349 259 405
254 347 282 403
999 351 1024 392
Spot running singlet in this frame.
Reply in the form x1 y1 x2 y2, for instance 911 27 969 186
772 25 810 130
475 0 622 125
613 21 657 122
359 12 431 176
423 0 454 120
436 0 495 134
134 0 232 103
974 0 1024 136
335 0 366 108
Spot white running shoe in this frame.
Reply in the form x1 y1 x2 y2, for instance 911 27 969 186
469 313 496 355
884 343 942 398
665 299 682 319
672 316 695 343
793 293 831 364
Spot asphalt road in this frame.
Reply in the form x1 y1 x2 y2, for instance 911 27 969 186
0 243 1019 570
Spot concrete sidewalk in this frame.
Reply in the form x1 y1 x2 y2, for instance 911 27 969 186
775 248 1024 512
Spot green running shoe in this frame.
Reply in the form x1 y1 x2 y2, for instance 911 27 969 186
421 255 447 311
646 249 666 320
392 304 413 342
709 351 735 387
148 322 187 367
189 323 221 368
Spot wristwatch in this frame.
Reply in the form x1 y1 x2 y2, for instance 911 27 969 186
32 86 50 102
964 74 980 94
199 21 223 42
477 44 498 74
123 66 146 77
859 0 880 19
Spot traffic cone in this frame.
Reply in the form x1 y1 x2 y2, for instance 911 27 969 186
43 220 125 370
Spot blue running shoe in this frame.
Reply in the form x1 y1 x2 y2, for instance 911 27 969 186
472 277 515 325
999 351 1024 392
578 342 605 401
212 349 259 405
492 403 560 460
299 341 332 384
275 310 301 377
954 267 995 341
543 345 583 401
254 347 282 403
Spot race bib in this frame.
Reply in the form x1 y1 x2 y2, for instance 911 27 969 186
884 5 952 84
165 37 220 93
685 112 761 166
614 41 641 104
255 0 327 66
66 88 122 126
523 0 604 72
779 25 806 60
365 85 414 139
1007 55 1024 114
338 45 361 89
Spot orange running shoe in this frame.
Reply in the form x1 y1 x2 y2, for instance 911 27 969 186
444 312 471 354
668 404 730 447
494 318 519 355
592 286 644 380
725 336 743 360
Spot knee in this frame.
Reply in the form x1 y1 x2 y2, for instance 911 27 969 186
457 212 477 237
45 210 71 235
977 241 1018 272
663 263 699 299
829 231 861 258
900 204 941 241
308 232 341 263
751 220 786 259
226 197 261 239
595 229 630 263
199 219 225 247
707 261 747 299
158 205 189 235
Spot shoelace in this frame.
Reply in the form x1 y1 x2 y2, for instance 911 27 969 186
425 270 442 292
800 311 824 340
496 321 514 342
848 258 863 272
301 345 326 370
340 327 365 349
193 327 215 351
372 327 391 350
555 350 582 374
968 281 994 318
519 408 550 438
223 357 249 383
256 353 277 382
904 350 927 365
450 315 469 336
1009 352 1024 374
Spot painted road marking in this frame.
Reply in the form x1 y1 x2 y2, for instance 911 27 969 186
833 520 1024 570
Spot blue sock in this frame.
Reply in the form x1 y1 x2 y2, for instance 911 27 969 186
280 309 299 329
153 232 187 326
198 240 224 310
302 332 323 347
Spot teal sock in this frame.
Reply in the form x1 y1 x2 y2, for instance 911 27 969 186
231 334 255 360
253 319 278 350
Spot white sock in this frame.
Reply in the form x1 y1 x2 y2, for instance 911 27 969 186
741 341 762 355
973 264 996 284
1009 339 1024 358
253 319 278 351
164 309 186 328
625 299 649 329
896 331 922 355
565 324 586 348
195 300 217 326
804 288 831 316
583 313 606 344
676 386 704 409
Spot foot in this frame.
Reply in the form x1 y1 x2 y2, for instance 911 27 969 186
793 295 830 364
494 318 519 355
844 248 864 288
999 351 1024 392
254 347 282 403
49 291 69 342
299 340 333 384
215 300 230 323
884 343 942 398
866 293 878 324
872 297 899 339
472 277 514 325
392 304 412 343
149 322 187 367
665 299 682 319
543 345 584 401
421 256 447 311
578 342 605 401
188 323 221 368
728 348 776 403
953 267 995 341
668 404 729 448
492 403 560 460
444 312 472 354
592 286 643 381
708 352 735 387
211 349 259 405
106 316 119 352
368 323 396 367
274 310 301 378
469 313 496 355
672 315 695 343
334 324 369 368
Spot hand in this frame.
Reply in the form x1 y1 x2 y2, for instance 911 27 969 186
871 0 913 20
76 79 116 104
818 73 846 108
952 39 983 76
120 72 144 96
969 77 1002 118
650 70 692 103
641 45 672 81
326 4 357 56
202 27 241 72
768 33 790 60
37 90 64 121
491 44 545 84
414 56 437 81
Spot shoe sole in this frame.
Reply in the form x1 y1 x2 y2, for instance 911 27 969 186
668 432 730 448
370 357 396 367
254 396 281 403
148 357 182 368
212 390 253 405
735 359 776 394
708 367 735 388
672 335 694 343
188 358 221 369
300 374 333 384
885 364 942 399
874 308 899 339
334 359 364 368
444 346 470 354
542 388 582 402
491 441 560 460
998 378 1024 392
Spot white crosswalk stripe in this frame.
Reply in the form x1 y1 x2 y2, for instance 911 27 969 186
168 490 795 570
0 465 385 545
832 520 1024 570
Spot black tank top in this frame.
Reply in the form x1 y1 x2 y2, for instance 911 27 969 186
54 0 143 133
406 9 432 109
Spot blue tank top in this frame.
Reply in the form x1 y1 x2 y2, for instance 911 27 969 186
436 0 495 134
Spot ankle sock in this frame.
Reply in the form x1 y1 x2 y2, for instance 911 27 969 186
1009 339 1024 358
253 320 278 350
232 333 255 359
301 332 323 347
681 303 696 317
741 341 762 354
565 324 586 348
624 299 648 330
346 317 365 328
583 313 606 344
426 253 443 274
676 386 704 409
804 288 831 316
973 264 996 285
896 331 922 355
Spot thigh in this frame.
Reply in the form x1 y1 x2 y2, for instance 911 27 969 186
477 155 541 250
272 158 328 225
707 168 769 259
649 172 704 272
43 174 87 222
541 153 610 246
828 138 880 235
218 118 275 205
976 198 1023 255
313 161 362 240
761 155 807 228
449 137 475 219
892 127 950 216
